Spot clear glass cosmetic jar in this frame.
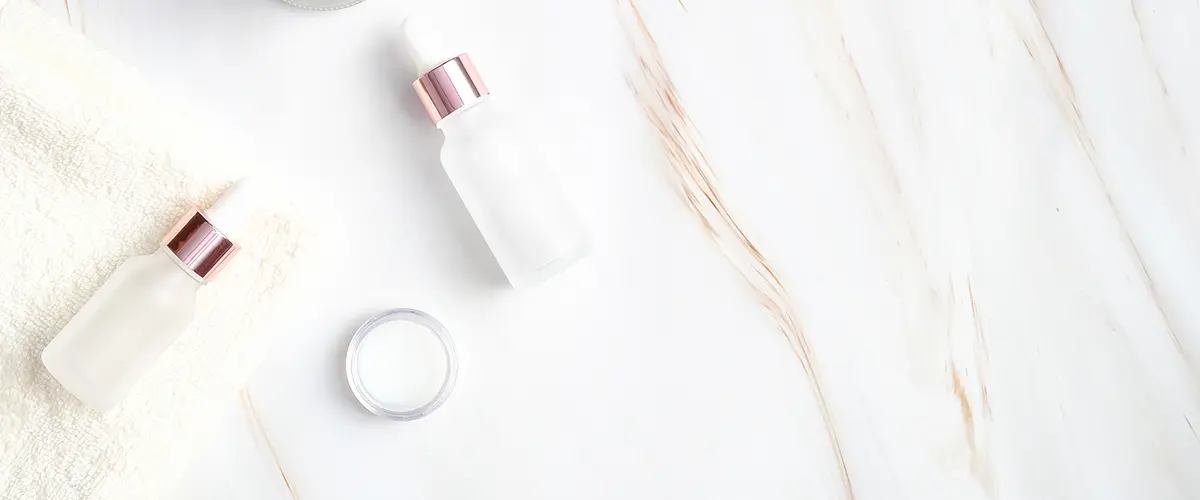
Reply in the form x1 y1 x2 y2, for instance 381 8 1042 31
345 308 458 421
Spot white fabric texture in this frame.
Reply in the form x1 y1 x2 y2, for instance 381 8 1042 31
0 1 311 499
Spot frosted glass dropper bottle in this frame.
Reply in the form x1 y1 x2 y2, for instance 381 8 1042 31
402 14 589 287
42 181 252 411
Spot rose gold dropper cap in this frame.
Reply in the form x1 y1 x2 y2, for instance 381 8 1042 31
163 180 253 281
403 14 490 124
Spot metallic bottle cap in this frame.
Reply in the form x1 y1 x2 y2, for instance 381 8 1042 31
162 209 239 281
413 54 490 124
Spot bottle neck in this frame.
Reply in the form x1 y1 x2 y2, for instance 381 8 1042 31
434 95 492 131
158 246 208 285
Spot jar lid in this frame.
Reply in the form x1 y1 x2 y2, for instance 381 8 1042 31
280 0 365 11
345 309 458 421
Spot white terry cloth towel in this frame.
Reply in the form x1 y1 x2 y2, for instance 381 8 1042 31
0 1 312 499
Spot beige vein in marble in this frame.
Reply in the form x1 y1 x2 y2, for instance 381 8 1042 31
792 0 1002 493
791 0 945 371
1129 0 1189 159
242 391 301 500
36 0 86 33
1006 0 1187 366
961 281 995 494
617 1 854 498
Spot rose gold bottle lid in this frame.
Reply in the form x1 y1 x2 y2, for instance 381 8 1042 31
163 209 239 281
413 54 490 124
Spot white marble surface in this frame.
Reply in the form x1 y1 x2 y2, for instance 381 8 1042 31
31 0 1200 498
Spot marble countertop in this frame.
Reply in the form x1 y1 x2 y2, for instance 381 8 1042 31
33 0 1200 498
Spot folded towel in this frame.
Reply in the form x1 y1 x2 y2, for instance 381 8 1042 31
0 1 312 498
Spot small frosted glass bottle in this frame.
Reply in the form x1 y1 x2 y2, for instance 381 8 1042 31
403 15 589 287
42 182 250 411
